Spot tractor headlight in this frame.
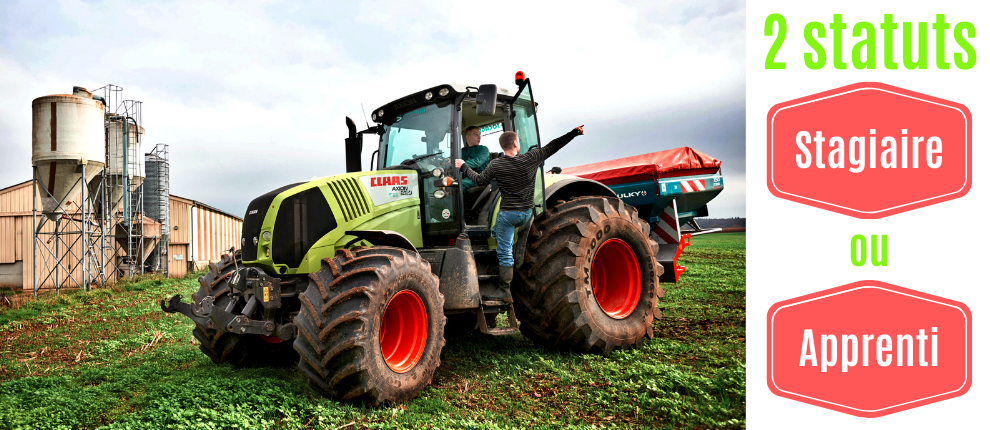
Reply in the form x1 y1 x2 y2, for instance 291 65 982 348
253 236 258 246
265 248 270 257
262 231 271 242
378 109 384 118
432 167 443 177
433 190 446 199
439 88 449 97
424 91 433 101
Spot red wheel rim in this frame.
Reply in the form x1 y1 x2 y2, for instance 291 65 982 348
380 290 428 373
592 239 642 319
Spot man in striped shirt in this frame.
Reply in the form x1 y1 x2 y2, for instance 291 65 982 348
455 125 584 302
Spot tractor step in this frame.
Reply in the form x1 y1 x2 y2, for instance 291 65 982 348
481 299 510 307
475 301 519 336
485 327 520 336
464 225 490 237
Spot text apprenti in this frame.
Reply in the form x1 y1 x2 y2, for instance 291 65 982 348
799 328 939 372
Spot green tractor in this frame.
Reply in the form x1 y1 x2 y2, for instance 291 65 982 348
162 73 664 405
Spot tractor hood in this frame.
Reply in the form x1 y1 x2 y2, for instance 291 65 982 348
241 182 304 262
240 170 423 275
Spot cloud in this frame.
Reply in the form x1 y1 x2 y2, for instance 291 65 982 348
0 0 745 217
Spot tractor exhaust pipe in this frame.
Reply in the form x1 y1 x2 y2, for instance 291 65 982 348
345 117 362 173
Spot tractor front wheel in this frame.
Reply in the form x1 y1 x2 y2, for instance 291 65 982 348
293 246 445 406
514 196 663 355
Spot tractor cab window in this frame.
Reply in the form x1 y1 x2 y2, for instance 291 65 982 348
381 102 458 238
477 122 504 155
460 99 507 157
512 88 539 153
381 103 453 170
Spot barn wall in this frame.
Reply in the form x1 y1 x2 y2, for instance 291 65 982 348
0 179 242 289
0 261 23 287
0 217 14 264
169 198 193 244
1 181 108 290
0 182 33 214
191 206 242 268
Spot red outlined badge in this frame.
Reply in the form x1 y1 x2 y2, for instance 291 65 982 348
767 83 971 218
767 280 972 417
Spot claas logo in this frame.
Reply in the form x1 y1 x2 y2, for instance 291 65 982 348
370 176 409 187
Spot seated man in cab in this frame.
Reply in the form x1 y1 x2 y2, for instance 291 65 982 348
460 125 490 190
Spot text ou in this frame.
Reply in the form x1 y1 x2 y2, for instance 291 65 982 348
851 234 887 267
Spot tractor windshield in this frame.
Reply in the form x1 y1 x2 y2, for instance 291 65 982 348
382 103 452 168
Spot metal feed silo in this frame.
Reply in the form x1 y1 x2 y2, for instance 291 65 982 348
31 87 106 220
105 115 146 216
30 86 110 296
142 152 168 223
142 150 170 272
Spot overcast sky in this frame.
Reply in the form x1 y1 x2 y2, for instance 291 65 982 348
0 0 745 218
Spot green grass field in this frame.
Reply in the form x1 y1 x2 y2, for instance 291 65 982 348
0 232 745 429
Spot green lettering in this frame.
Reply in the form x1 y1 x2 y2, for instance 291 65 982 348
934 14 951 69
852 22 876 69
871 235 887 267
804 21 827 69
851 235 867 267
765 13 787 69
954 22 976 69
903 21 928 69
881 14 898 69
830 14 847 69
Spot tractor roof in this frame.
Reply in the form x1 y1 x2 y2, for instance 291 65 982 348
372 84 514 126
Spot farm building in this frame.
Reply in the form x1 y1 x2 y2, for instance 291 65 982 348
169 195 244 276
0 179 242 290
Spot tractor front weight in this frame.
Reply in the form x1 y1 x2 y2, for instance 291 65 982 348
162 264 297 341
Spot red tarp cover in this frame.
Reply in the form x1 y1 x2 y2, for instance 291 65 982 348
561 147 721 185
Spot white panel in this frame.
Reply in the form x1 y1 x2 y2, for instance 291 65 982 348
358 174 418 206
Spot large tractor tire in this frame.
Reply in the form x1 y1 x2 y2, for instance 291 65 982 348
514 196 663 355
191 253 297 367
294 246 445 406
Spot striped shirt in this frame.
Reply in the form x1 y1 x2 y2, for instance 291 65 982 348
460 129 581 211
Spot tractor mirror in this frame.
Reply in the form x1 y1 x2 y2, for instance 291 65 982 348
476 84 498 116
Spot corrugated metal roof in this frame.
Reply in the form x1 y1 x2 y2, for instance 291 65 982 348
170 194 243 221
0 180 31 194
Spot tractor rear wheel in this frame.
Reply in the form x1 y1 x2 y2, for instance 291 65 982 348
514 196 663 355
191 253 297 367
293 246 445 406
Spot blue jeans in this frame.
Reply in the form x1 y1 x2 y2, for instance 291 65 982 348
493 210 532 267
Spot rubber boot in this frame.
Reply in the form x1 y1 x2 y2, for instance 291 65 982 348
484 266 513 302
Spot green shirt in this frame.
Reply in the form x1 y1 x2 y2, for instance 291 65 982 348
461 144 490 188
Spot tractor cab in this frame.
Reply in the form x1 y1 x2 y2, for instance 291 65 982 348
346 74 546 247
